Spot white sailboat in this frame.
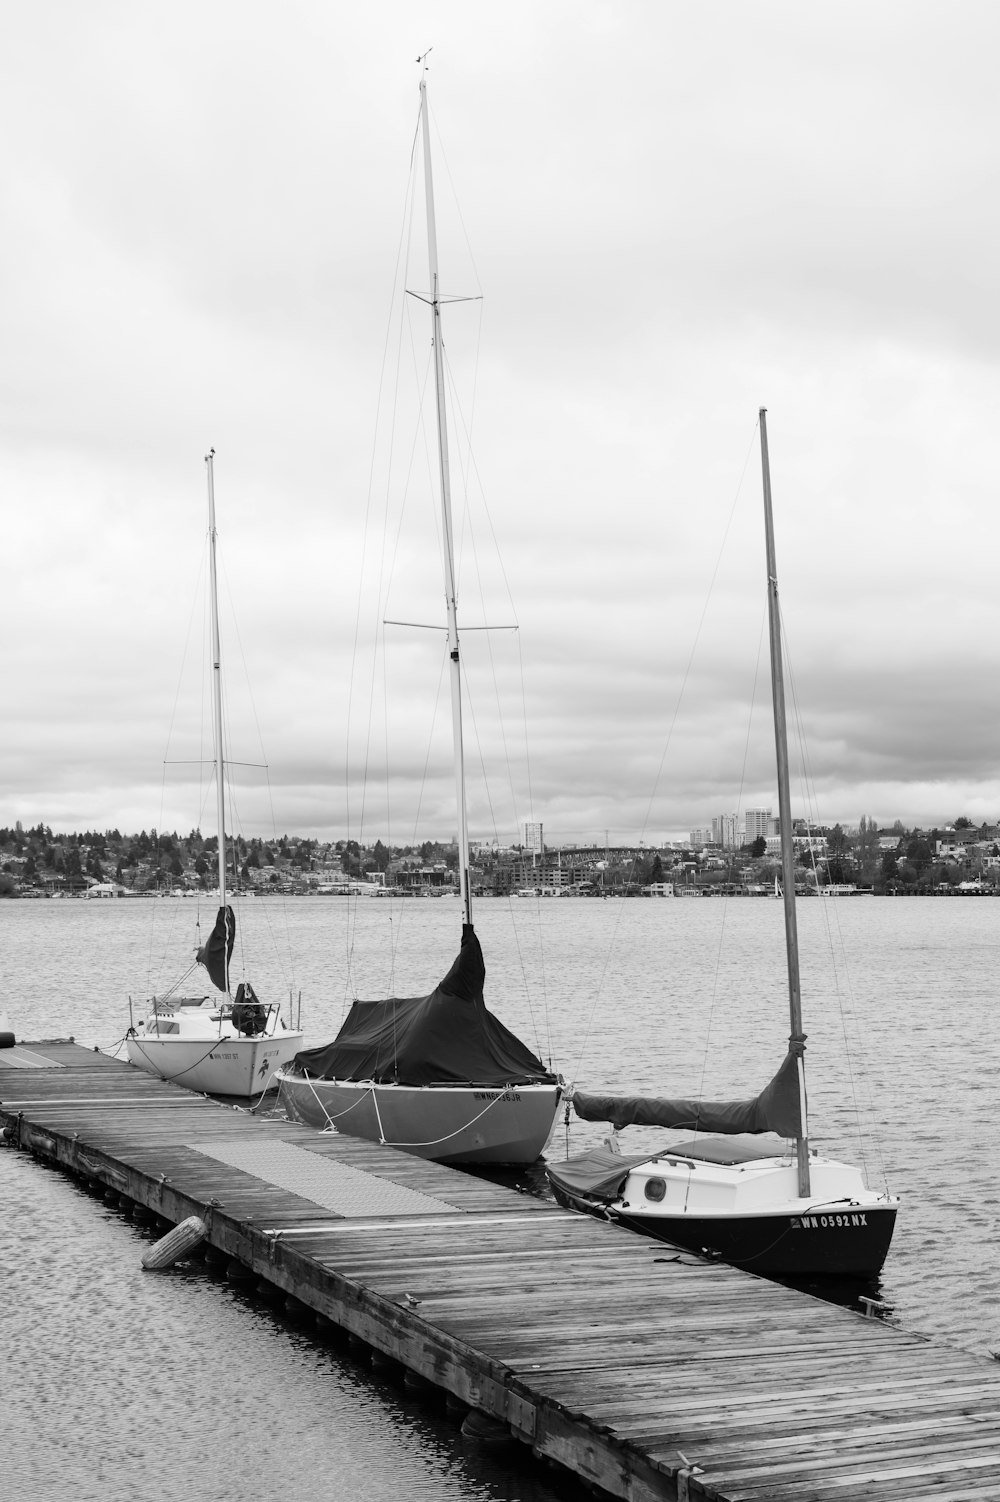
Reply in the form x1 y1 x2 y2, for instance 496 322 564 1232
275 75 563 1164
547 411 898 1278
126 452 304 1098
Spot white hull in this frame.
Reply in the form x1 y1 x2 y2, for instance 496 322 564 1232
276 1074 563 1164
127 1005 303 1097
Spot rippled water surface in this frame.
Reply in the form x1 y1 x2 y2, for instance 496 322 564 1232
3 893 1000 1495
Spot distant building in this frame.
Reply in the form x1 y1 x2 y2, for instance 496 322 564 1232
712 813 739 850
765 833 827 858
744 808 772 843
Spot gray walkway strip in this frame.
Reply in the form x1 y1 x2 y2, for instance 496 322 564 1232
189 1138 462 1217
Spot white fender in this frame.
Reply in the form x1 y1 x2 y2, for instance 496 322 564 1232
141 1215 208 1270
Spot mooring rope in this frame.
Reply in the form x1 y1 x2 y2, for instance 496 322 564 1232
289 1075 562 1152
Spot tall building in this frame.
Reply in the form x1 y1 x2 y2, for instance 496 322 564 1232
744 808 772 843
524 822 543 854
712 813 739 850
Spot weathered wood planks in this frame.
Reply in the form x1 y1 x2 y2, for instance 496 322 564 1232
4 1041 1000 1501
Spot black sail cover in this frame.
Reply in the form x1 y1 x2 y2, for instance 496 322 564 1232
571 1046 803 1138
196 905 236 993
291 925 556 1088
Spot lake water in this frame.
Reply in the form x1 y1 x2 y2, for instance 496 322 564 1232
3 893 999 1497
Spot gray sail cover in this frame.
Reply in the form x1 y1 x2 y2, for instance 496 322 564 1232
291 925 557 1088
571 1047 803 1138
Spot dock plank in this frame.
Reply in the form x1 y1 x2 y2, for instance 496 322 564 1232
4 1041 999 1502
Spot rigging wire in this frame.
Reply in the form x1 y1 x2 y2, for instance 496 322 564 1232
565 418 762 1092
347 82 551 1069
695 606 768 1102
780 616 892 1191
146 532 211 999
346 104 423 1001
214 540 297 1001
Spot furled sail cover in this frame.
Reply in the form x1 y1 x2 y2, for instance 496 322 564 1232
291 925 557 1088
196 905 235 993
571 1047 803 1138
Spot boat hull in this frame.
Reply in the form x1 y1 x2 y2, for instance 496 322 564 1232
276 1074 563 1165
550 1174 896 1277
549 1147 900 1279
126 1027 303 1097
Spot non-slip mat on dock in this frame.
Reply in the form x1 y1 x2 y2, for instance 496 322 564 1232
1 1045 68 1069
188 1137 462 1217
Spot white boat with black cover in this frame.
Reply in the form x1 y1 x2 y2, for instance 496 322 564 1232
547 411 898 1278
275 72 562 1164
125 453 303 1098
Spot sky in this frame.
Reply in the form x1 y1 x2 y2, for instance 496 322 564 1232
3 0 1000 848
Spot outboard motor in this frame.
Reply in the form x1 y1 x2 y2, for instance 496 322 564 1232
231 982 268 1036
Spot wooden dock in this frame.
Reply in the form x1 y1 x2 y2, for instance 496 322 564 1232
4 1042 1000 1502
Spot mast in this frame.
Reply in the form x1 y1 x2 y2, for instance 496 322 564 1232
759 408 810 1196
205 449 230 992
419 76 472 926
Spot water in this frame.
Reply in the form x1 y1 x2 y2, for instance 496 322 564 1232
3 894 999 1497
0 1150 566 1502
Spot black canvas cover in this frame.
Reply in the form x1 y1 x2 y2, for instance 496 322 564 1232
547 1146 654 1203
665 1132 792 1165
291 925 557 1088
196 905 235 993
571 1047 803 1138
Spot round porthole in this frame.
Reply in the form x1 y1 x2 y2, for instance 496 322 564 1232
644 1178 666 1202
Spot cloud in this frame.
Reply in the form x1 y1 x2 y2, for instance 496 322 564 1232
3 2 1000 844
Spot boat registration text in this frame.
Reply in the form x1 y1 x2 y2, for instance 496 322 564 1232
793 1212 868 1229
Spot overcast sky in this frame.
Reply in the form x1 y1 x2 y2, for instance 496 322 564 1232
3 1 1000 848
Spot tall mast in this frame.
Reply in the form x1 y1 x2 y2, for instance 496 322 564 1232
759 408 810 1196
205 449 230 989
419 77 471 926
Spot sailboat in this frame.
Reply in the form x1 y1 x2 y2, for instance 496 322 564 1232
547 411 898 1277
274 75 563 1165
126 452 304 1098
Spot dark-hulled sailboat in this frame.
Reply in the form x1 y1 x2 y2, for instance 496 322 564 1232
547 412 898 1277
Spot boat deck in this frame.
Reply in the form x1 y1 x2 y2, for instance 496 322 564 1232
4 1041 1000 1501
